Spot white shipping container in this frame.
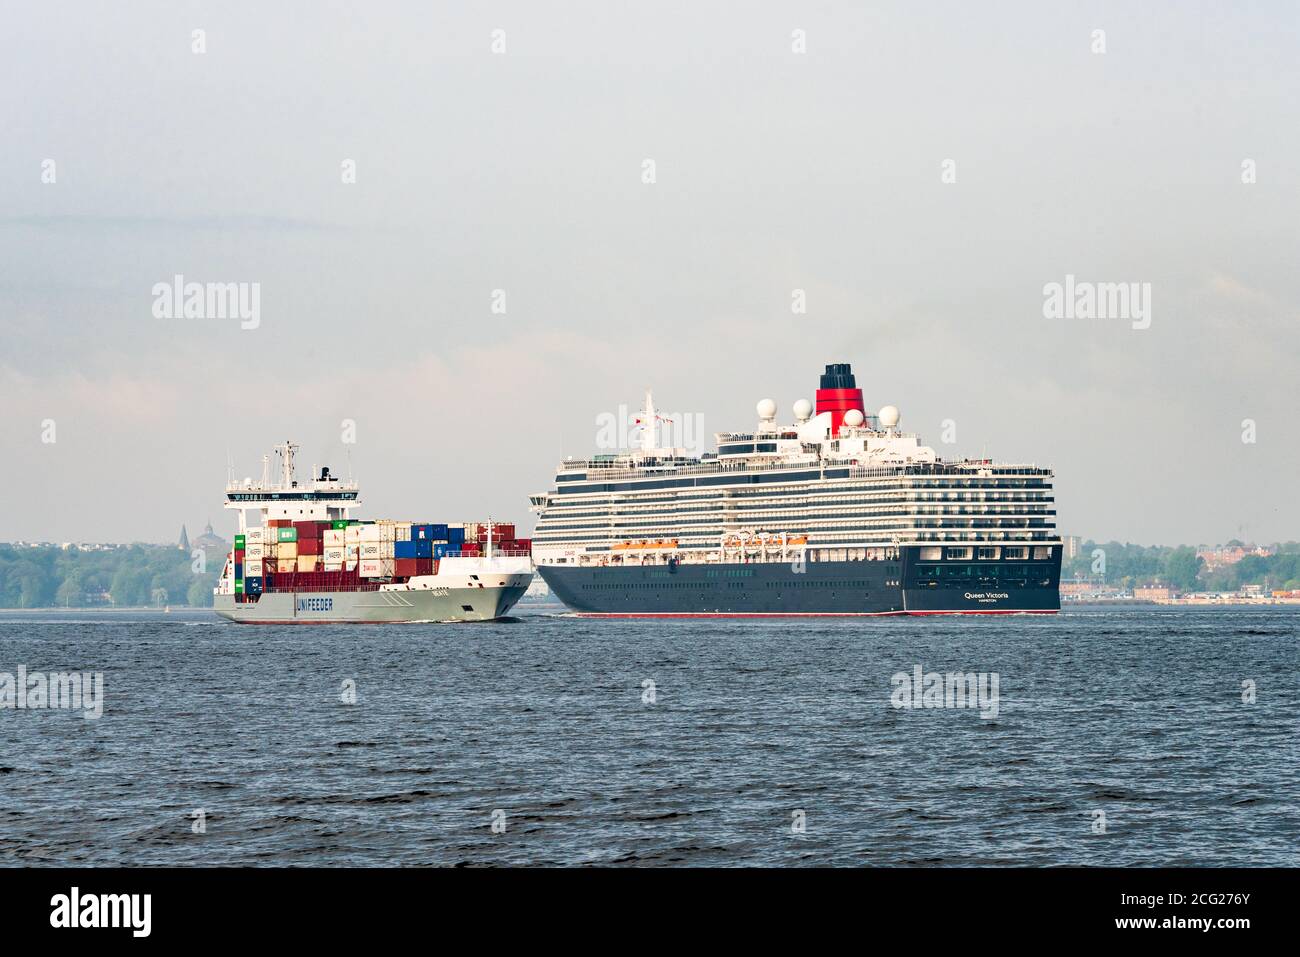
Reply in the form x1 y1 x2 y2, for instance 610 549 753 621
246 559 263 577
359 558 394 578
246 527 267 544
322 562 343 572
360 541 395 560
323 529 346 547
278 542 298 560
395 524 412 541
323 547 346 563
246 542 266 559
345 526 362 545
358 525 382 543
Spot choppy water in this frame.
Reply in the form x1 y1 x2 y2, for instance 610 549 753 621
1 606 1296 866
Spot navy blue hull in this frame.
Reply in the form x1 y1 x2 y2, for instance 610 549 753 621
539 547 1061 616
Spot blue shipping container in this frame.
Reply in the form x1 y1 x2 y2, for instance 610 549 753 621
246 576 263 593
414 539 433 559
394 540 419 559
433 542 456 559
411 524 433 540
447 527 465 544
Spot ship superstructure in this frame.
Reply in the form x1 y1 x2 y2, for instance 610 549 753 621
529 364 1061 615
214 441 532 623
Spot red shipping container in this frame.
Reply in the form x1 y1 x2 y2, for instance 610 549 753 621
294 520 323 539
461 543 481 556
394 558 420 577
415 558 434 576
477 524 515 542
297 537 322 556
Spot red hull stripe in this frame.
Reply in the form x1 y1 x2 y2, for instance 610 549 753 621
572 610 1058 619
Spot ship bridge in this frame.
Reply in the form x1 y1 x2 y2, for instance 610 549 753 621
224 441 361 530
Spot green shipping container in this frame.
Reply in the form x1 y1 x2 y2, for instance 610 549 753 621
331 520 349 529
277 527 298 543
234 534 246 548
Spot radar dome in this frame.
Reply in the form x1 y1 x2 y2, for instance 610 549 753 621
842 409 865 428
792 398 813 421
878 405 901 428
756 398 777 420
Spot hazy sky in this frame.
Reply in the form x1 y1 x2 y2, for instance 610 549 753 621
2 1 1297 545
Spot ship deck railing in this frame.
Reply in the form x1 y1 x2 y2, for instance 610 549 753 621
560 459 1053 482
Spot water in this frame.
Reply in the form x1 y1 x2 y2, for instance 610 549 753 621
1 606 1296 866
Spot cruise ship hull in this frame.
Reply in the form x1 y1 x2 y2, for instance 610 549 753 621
214 583 529 624
538 547 1060 616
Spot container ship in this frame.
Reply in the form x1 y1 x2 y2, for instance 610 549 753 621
214 442 532 623
529 363 1062 616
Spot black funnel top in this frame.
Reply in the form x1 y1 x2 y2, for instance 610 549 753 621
819 363 857 390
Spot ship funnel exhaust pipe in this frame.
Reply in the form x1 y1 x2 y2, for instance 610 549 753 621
815 363 865 434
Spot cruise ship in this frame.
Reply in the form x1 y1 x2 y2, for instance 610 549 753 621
529 364 1061 616
214 442 532 623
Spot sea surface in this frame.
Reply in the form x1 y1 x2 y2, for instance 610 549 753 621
0 605 1296 867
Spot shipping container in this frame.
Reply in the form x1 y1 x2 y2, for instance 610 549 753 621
394 524 413 542
394 558 420 578
246 559 263 577
477 524 515 542
246 527 266 544
296 555 318 573
394 539 432 559
278 542 299 560
277 527 298 543
432 542 455 559
359 558 395 578
298 537 322 556
447 527 465 545
323 529 346 547
359 541 390 560
323 547 346 564
245 576 263 594
246 542 266 559
331 519 350 530
322 562 343 572
294 520 324 539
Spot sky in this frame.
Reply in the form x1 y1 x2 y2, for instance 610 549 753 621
1 1 1297 546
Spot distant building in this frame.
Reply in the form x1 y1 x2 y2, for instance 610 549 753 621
1197 544 1273 571
191 521 230 554
178 525 190 551
1134 585 1174 601
1062 536 1083 559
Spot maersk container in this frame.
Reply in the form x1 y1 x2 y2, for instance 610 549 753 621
277 527 298 543
323 529 345 547
323 547 346 564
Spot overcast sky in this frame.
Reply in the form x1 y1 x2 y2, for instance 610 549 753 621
2 1 1297 546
